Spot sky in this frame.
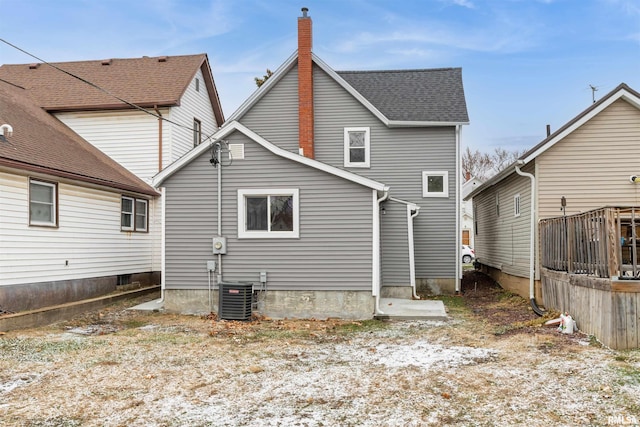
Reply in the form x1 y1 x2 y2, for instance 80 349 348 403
1 0 639 152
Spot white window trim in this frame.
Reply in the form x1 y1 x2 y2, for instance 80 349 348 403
344 127 370 168
422 171 449 198
122 196 148 232
135 199 148 232
514 194 521 218
121 196 135 231
238 188 299 239
29 179 57 227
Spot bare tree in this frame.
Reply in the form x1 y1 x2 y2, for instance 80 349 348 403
462 147 527 182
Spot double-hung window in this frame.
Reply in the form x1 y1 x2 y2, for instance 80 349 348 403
422 171 449 198
29 179 57 227
122 196 148 232
238 189 299 238
344 127 370 168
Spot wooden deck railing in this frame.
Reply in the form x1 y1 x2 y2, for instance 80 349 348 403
540 207 640 279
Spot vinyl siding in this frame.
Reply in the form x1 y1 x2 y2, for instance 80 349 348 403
472 166 532 278
169 69 219 161
0 171 156 286
237 64 458 279
56 109 163 182
238 67 300 153
537 99 640 217
381 200 410 285
162 131 374 292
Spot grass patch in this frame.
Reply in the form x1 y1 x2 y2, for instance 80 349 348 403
0 337 87 362
615 366 640 385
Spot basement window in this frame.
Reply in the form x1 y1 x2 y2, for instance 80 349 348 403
344 127 370 168
238 189 299 238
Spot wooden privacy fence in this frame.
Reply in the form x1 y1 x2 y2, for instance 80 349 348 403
540 207 640 279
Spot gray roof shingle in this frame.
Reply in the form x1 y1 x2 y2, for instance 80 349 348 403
337 68 469 123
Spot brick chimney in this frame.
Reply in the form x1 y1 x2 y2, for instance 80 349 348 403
298 7 314 159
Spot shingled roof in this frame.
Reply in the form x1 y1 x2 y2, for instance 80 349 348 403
0 54 224 124
0 80 158 196
336 68 469 123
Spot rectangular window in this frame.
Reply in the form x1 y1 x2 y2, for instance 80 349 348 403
121 196 148 232
193 118 202 147
514 194 521 217
422 171 449 198
195 77 200 92
29 179 57 227
344 127 370 168
238 189 299 238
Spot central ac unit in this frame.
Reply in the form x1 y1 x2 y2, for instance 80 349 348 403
219 282 253 320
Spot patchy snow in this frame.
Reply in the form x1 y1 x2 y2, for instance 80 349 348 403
0 312 639 426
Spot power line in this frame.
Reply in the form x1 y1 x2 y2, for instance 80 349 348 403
0 38 219 144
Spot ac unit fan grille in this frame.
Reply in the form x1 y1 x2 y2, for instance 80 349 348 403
219 282 253 320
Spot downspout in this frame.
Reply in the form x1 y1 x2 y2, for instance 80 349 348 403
374 188 390 315
455 125 462 293
154 106 163 172
408 205 421 299
514 160 545 316
158 186 166 303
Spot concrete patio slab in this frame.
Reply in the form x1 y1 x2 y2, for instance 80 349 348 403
375 298 448 321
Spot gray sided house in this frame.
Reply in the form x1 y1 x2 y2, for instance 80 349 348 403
153 10 469 318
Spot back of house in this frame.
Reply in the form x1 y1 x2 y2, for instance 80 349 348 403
154 8 469 319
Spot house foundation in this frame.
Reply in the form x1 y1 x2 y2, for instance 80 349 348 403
0 271 160 313
164 289 375 320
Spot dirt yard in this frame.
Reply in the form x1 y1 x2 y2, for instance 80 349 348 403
1 271 639 427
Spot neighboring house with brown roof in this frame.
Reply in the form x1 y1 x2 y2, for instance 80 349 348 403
0 54 224 182
0 79 159 314
466 83 640 307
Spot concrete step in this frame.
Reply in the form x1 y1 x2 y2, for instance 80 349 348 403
375 298 448 321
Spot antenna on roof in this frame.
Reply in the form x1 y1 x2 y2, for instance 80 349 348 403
589 84 599 104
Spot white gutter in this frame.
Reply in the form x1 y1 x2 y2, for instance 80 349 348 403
373 189 390 315
455 125 462 293
514 161 544 315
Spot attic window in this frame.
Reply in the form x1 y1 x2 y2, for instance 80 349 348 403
158 56 168 62
195 78 200 92
101 59 112 66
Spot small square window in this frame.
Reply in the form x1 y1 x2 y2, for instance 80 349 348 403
238 189 299 238
29 179 57 227
344 127 370 168
422 171 449 198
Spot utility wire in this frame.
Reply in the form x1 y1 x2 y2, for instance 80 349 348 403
0 38 219 143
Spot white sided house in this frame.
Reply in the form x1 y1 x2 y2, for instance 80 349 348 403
467 83 640 307
0 80 159 313
153 9 469 319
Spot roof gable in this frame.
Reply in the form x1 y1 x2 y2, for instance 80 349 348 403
153 120 388 192
0 54 224 124
0 80 157 196
227 51 468 127
466 83 640 200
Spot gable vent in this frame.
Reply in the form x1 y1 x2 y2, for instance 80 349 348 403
229 143 245 160
158 56 168 62
101 59 112 66
28 63 40 69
